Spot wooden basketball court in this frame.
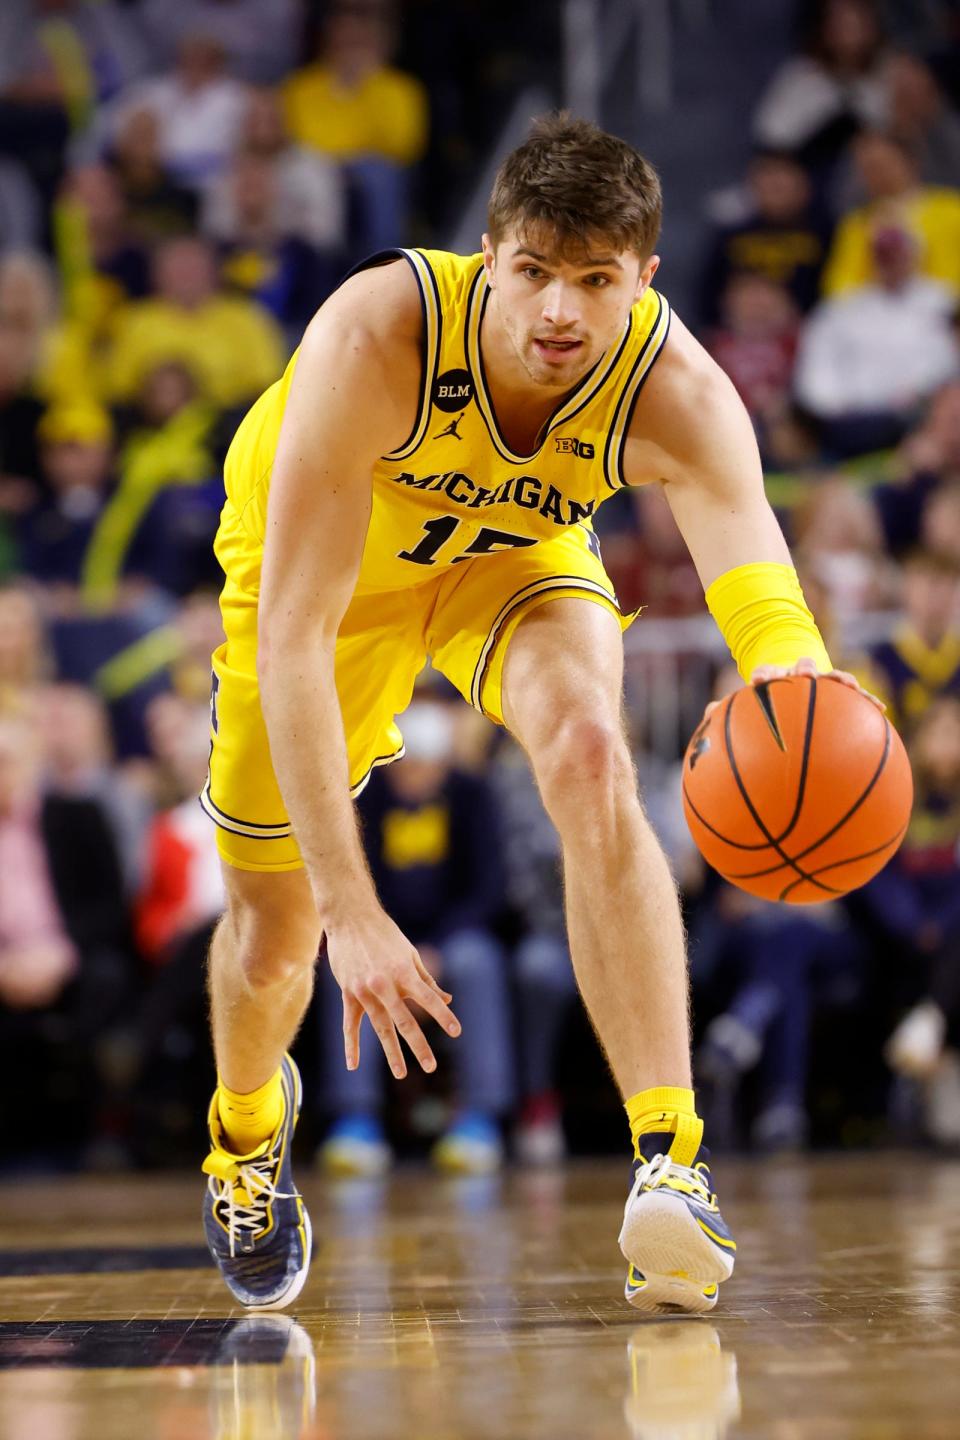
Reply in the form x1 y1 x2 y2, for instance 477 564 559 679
1 1156 958 1438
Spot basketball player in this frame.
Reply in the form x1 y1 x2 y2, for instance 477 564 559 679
200 115 866 1314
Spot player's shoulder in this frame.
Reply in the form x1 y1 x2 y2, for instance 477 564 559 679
623 309 755 486
321 252 425 339
632 310 740 434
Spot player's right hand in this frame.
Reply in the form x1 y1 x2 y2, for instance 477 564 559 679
325 909 461 1079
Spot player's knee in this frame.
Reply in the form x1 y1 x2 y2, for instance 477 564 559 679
533 712 632 816
221 898 321 992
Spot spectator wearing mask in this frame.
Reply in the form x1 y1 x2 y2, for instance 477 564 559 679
107 34 248 192
822 131 960 298
793 472 897 625
752 0 888 174
864 547 960 731
699 151 832 327
317 698 513 1177
794 224 959 456
282 1 428 253
103 236 284 409
881 698 960 1145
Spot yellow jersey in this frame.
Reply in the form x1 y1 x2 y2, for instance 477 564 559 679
219 247 671 595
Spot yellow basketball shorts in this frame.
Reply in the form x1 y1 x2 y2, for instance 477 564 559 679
202 521 632 872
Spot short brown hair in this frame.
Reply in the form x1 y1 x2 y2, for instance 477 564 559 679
488 112 662 259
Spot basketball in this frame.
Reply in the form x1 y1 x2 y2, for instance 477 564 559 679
682 675 914 904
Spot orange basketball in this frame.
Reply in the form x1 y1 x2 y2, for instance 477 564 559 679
681 675 913 904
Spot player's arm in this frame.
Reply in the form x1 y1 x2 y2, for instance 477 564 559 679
258 264 460 1078
624 316 876 702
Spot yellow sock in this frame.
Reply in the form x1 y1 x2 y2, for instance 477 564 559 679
217 1069 284 1155
625 1085 703 1167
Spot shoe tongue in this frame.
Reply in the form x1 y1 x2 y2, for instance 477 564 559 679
638 1132 712 1171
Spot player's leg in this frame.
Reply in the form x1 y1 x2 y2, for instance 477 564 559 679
500 596 735 1313
200 579 428 1309
500 597 690 1091
207 863 320 1134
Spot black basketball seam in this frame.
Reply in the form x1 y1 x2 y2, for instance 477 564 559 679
683 678 817 852
722 720 893 879
682 781 773 851
722 676 833 892
776 819 909 900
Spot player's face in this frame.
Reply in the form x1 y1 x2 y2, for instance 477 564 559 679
482 228 659 389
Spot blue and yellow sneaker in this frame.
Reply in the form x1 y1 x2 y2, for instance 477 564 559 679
619 1146 736 1315
202 1054 312 1310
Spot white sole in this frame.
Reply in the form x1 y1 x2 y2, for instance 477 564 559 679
624 1269 718 1315
246 1207 313 1313
619 1192 734 1315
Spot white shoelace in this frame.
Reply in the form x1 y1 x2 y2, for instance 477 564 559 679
633 1151 713 1208
212 1156 296 1258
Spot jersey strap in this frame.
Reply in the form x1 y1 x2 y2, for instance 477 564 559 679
602 291 671 490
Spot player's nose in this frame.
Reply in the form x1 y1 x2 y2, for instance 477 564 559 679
540 279 580 329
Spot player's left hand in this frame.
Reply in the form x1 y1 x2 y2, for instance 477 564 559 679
749 656 886 712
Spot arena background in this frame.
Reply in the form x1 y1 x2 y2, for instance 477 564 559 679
0 0 958 1177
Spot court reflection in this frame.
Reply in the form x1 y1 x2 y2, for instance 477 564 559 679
624 1324 740 1440
209 1316 317 1440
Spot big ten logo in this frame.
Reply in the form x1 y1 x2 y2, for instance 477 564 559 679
433 368 474 413
554 436 595 459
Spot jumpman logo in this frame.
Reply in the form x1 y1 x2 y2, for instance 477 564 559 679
434 412 465 441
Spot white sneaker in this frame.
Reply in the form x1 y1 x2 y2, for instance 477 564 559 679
886 1002 946 1079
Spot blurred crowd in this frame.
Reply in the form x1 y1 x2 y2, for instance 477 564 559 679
0 0 959 1174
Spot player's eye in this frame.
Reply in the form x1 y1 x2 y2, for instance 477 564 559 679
520 265 545 280
583 274 611 288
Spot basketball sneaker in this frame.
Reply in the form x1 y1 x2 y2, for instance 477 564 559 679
619 1143 735 1315
203 1053 312 1310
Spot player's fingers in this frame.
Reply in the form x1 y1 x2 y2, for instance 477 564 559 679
793 656 819 676
413 953 453 1003
408 976 462 1037
750 664 782 684
362 997 408 1079
826 669 886 711
381 992 439 1074
342 992 364 1070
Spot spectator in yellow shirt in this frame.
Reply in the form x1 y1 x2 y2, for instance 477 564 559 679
103 235 285 409
281 1 428 252
823 131 960 297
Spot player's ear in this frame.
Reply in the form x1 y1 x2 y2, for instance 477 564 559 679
636 253 660 299
481 234 496 287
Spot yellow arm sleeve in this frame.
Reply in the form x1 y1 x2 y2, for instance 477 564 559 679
705 561 832 681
